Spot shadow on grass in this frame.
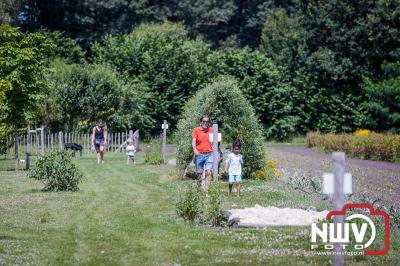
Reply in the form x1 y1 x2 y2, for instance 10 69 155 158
0 168 21 172
27 188 44 193
0 235 18 240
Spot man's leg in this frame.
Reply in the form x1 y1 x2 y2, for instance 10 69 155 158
204 154 214 192
195 154 205 187
205 170 213 192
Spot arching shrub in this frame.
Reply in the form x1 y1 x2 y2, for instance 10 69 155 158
176 77 266 178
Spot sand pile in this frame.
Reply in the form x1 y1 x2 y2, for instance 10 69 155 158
227 205 329 227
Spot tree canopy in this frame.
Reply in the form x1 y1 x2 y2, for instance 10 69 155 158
0 25 54 129
1 0 399 137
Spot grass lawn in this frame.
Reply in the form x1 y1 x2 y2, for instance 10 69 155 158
0 153 399 265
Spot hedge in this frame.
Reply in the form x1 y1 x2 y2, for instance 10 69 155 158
307 132 400 162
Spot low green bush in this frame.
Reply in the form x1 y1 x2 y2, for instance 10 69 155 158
176 183 226 226
202 185 226 226
144 138 163 165
28 150 83 191
176 184 204 223
144 152 163 165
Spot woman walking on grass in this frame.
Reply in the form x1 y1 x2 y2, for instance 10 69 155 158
92 120 107 164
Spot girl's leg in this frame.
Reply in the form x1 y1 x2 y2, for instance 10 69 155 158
236 182 241 198
228 183 233 196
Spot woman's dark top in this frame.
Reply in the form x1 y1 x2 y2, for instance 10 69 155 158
95 127 104 140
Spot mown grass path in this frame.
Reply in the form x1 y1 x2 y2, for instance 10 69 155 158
0 153 398 265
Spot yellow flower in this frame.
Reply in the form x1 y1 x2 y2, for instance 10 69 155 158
267 159 278 169
276 170 283 177
354 129 371 136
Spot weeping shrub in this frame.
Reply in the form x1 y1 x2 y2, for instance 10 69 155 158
28 150 84 191
175 76 266 178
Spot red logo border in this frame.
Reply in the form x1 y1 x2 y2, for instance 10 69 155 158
326 203 390 255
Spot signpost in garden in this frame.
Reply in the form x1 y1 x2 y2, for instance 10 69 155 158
26 126 31 170
323 152 352 266
162 120 168 163
209 124 221 181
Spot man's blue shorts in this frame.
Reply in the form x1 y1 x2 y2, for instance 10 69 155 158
195 152 213 173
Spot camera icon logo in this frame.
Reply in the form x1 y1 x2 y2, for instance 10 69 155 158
311 203 390 255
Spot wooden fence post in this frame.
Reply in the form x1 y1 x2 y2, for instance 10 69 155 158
41 127 44 154
59 132 63 150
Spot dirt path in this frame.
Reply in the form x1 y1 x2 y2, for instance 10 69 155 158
268 146 400 208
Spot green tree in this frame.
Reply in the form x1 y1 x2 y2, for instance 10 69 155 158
21 0 176 47
361 61 400 132
43 30 86 64
260 1 399 133
260 8 306 73
45 60 155 135
0 25 54 169
211 49 302 140
264 0 400 94
176 76 266 178
21 0 288 48
93 22 213 130
0 0 22 24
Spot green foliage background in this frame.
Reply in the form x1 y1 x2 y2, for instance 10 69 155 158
92 23 213 131
1 0 399 144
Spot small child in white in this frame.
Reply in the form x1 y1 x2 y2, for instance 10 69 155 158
225 141 243 198
126 139 136 164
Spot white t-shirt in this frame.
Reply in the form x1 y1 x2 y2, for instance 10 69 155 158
126 144 136 156
226 153 243 176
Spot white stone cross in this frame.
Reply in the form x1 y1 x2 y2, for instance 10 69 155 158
322 152 353 266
